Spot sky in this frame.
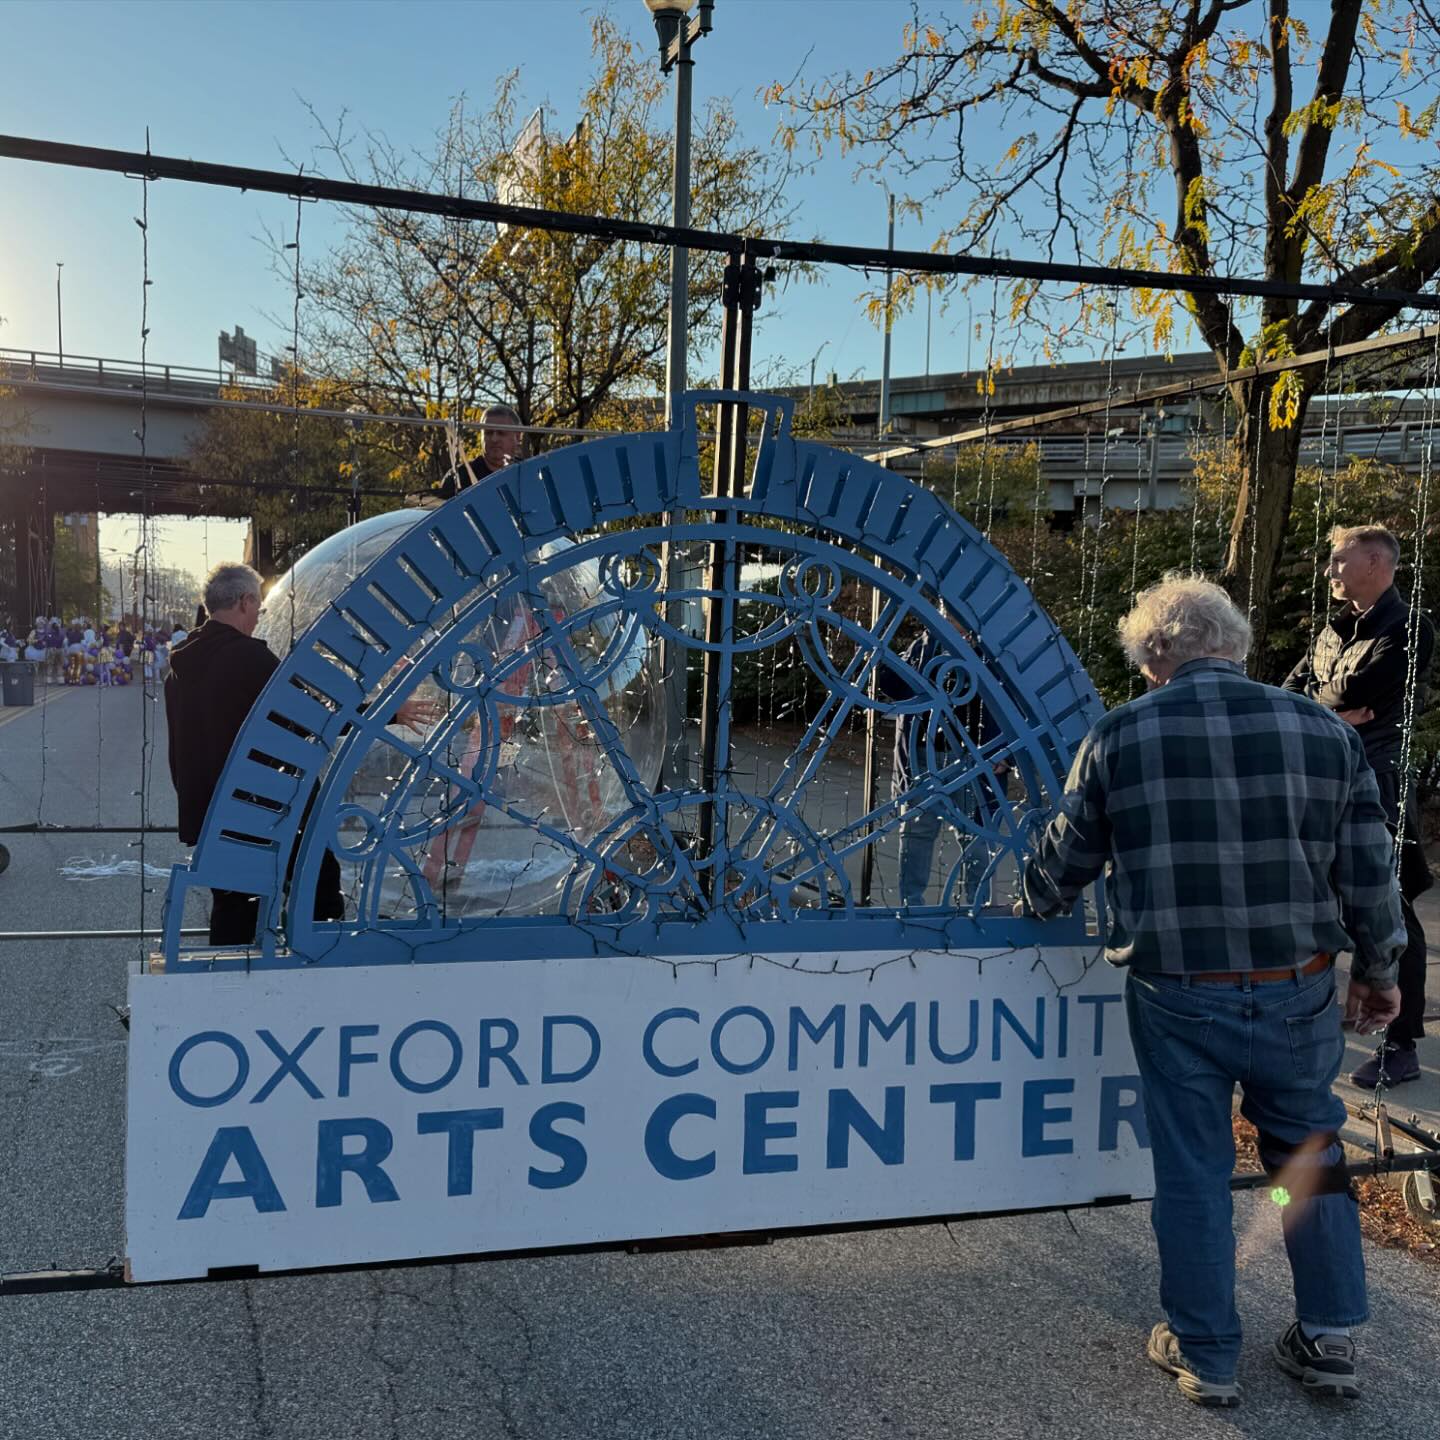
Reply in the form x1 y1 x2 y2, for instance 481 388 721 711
2 0 970 576
4 0 1418 581
1 0 954 382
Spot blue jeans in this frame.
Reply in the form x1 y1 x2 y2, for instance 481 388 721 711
899 808 990 907
1125 966 1366 1382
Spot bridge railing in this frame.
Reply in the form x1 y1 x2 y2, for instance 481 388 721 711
0 346 275 399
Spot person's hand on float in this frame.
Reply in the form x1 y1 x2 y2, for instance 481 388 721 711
1335 706 1374 727
392 696 445 733
1344 978 1401 1034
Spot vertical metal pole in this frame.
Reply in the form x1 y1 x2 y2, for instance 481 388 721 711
859 503 885 908
1146 420 1160 511
55 262 64 367
695 256 741 890
861 199 896 905
664 35 693 430
346 416 362 527
925 286 932 384
39 497 56 617
656 23 695 796
730 258 755 481
878 192 894 440
696 249 759 898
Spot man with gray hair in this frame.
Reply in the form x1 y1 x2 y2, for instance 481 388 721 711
1284 524 1433 1089
167 562 436 943
1020 573 1404 1407
166 561 285 945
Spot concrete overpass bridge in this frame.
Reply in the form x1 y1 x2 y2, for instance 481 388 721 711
808 342 1439 440
2 343 1433 620
6 339 1432 516
0 349 264 518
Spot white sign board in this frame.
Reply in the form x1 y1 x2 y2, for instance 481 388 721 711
125 951 1153 1282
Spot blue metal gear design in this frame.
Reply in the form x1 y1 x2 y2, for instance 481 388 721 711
162 391 1101 969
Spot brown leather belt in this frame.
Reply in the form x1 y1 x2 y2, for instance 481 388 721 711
1190 952 1333 985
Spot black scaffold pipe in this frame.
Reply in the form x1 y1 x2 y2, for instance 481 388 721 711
3 133 1440 314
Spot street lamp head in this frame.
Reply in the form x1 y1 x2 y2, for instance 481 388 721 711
643 0 697 69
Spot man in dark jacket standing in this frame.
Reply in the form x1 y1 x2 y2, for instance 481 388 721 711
167 562 436 946
166 562 281 945
1284 524 1434 1089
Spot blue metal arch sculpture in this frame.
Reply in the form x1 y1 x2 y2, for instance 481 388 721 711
162 392 1102 969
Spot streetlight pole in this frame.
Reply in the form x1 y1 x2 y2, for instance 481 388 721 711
55 261 64 367
645 0 713 430
646 0 714 798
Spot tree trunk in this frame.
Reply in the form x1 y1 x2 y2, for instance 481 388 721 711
1222 379 1308 676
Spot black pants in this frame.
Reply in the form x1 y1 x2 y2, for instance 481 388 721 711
208 850 345 947
1373 767 1430 1049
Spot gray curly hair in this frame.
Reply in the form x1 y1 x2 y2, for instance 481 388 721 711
1117 573 1251 670
202 561 263 616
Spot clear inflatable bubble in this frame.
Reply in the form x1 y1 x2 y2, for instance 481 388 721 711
257 508 668 919
257 509 433 657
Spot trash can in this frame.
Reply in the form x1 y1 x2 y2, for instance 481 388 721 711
2 661 35 707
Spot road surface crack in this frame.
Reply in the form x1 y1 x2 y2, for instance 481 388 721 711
242 1281 275 1440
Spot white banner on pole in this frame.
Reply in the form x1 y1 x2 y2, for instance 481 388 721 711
125 950 1153 1282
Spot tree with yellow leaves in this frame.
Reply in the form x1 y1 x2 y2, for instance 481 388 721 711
773 0 1440 660
276 15 794 489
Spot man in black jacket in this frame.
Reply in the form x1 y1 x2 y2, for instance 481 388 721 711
1284 524 1434 1087
431 403 522 501
166 562 289 945
168 563 438 946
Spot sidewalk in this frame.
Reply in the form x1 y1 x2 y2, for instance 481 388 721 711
1334 884 1440 1180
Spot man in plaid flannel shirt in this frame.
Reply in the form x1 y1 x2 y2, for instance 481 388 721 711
1021 574 1404 1408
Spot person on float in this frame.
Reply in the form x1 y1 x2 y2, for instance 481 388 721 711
1020 574 1403 1407
1283 524 1433 1089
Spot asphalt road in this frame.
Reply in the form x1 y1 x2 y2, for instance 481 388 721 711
2 683 1438 1440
